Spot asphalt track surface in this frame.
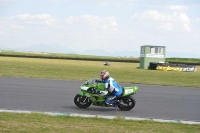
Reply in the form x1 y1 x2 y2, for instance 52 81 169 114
0 77 200 122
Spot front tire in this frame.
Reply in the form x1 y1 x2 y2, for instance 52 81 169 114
74 94 92 108
118 96 136 111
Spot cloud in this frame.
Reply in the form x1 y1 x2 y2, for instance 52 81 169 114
132 10 191 32
65 16 77 24
0 21 4 29
121 35 136 40
179 13 191 32
1 13 118 42
0 0 14 3
167 5 188 10
10 24 24 29
159 23 173 31
195 18 200 22
65 15 119 32
133 10 171 21
43 0 59 2
13 14 56 26
183 24 191 32
179 13 190 23
0 17 23 39
0 31 19 36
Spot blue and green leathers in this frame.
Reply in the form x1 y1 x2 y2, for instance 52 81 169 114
74 78 139 111
102 77 123 106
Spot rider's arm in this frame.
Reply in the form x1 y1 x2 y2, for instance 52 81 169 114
99 80 110 95
98 90 108 95
93 80 109 95
106 79 117 93
93 89 108 95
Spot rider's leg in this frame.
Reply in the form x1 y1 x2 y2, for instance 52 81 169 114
105 95 121 107
105 95 116 106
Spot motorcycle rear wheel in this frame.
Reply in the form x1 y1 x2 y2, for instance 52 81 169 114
118 96 136 111
74 94 92 108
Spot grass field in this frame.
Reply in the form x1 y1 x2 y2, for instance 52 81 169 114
0 50 139 62
0 56 200 87
0 56 200 132
1 50 200 63
0 113 200 133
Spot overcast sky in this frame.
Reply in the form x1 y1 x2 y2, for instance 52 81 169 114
0 0 200 57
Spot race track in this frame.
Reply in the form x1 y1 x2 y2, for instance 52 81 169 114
0 77 200 121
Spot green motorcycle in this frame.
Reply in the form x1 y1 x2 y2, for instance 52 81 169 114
74 78 139 111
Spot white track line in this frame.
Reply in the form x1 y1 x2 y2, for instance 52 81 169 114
0 109 200 125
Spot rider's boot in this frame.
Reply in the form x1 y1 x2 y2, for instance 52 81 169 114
113 100 120 108
105 102 113 107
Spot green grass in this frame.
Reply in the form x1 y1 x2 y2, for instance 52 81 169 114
0 50 139 62
1 50 200 63
0 57 200 87
0 113 199 133
167 57 200 63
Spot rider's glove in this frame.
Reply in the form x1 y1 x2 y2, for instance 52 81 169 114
95 79 102 83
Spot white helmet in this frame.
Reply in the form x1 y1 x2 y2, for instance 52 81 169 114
100 70 110 80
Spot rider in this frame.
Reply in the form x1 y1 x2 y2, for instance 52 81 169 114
94 70 123 107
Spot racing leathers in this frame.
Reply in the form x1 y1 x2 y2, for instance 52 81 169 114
95 77 123 106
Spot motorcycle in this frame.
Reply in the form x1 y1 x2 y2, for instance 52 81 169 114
74 78 139 111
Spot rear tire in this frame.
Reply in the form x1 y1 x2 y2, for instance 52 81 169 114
74 94 92 108
118 96 136 111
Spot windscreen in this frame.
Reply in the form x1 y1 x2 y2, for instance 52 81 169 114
86 78 96 85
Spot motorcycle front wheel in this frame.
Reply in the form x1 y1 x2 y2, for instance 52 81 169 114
118 96 136 111
74 94 92 108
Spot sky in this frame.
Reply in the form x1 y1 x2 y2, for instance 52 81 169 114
0 0 200 57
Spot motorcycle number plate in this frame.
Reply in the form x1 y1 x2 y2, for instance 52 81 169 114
125 89 133 94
